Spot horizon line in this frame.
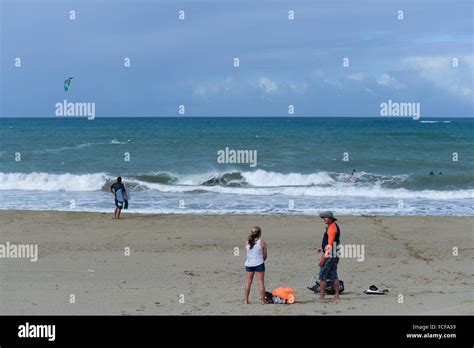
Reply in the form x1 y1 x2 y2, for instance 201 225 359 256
1 116 473 119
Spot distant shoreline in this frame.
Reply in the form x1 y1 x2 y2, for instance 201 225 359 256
1 209 473 218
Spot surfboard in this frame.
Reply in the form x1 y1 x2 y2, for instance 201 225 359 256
115 188 130 202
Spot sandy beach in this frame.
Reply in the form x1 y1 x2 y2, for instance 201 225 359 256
0 211 472 315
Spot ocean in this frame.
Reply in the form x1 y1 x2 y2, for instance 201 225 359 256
0 117 472 216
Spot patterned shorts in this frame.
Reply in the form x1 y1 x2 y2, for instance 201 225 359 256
319 257 339 281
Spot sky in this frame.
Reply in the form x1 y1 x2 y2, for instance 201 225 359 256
1 0 473 117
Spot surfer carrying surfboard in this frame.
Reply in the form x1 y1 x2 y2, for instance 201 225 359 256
110 176 127 219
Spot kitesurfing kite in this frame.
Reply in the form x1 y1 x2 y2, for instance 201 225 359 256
64 77 74 92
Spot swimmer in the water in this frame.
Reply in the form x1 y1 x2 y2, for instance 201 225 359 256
347 169 356 182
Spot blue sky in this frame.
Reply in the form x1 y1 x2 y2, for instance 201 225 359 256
1 0 473 117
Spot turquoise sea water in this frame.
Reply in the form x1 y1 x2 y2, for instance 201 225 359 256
0 117 472 215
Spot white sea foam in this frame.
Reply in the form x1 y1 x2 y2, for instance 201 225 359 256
33 142 97 154
241 169 334 187
136 180 473 200
110 139 129 144
1 171 472 201
0 172 108 191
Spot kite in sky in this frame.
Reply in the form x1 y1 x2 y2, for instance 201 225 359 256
64 77 74 92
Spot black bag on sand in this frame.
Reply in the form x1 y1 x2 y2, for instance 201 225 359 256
265 291 274 303
308 277 345 294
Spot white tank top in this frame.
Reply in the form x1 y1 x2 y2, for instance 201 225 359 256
245 239 264 267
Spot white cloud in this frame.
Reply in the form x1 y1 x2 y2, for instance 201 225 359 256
347 72 364 81
192 77 236 98
259 77 278 94
310 69 325 80
402 55 473 98
376 73 404 89
364 87 375 95
289 82 308 94
192 76 305 98
323 78 343 89
309 69 343 89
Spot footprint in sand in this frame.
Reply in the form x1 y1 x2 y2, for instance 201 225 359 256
184 270 199 276
136 306 146 312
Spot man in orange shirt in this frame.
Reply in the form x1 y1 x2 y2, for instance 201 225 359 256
317 211 341 300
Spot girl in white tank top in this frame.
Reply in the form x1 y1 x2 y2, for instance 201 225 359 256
244 226 268 305
245 239 264 267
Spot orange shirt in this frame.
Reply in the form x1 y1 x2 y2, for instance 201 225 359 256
324 222 338 256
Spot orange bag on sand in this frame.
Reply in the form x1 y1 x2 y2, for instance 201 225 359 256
272 287 296 304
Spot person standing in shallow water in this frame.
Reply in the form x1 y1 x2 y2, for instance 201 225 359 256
317 211 341 301
110 176 125 219
347 169 356 182
244 226 267 304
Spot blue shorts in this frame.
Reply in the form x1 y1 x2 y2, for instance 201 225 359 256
245 263 265 273
319 257 339 281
